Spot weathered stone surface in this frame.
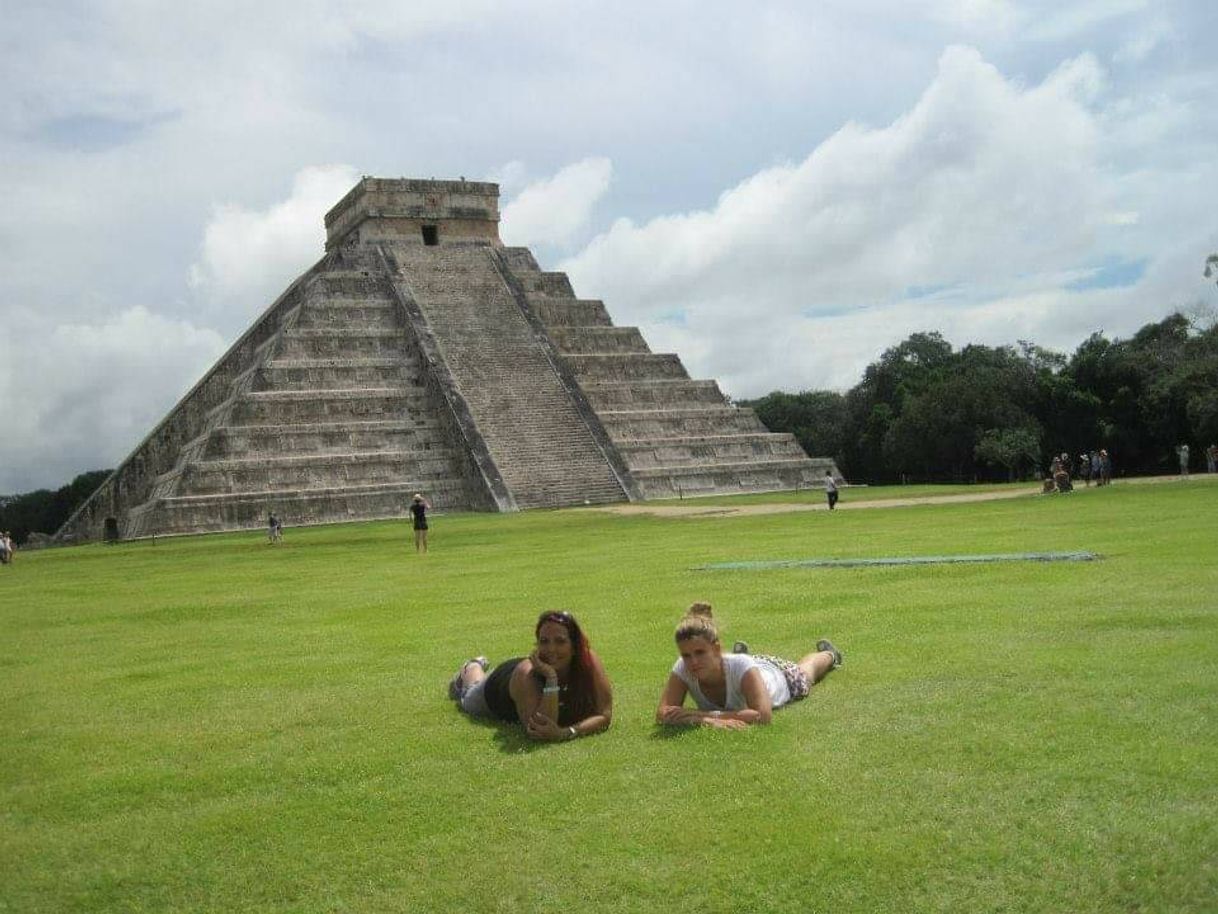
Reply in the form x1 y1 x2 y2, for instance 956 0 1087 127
58 177 841 541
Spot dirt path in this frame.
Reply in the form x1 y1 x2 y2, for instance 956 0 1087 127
588 474 1213 519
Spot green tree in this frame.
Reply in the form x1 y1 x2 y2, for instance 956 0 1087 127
745 390 849 470
975 427 1042 481
0 470 112 544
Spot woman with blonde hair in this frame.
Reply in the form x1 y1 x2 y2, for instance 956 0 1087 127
656 603 841 729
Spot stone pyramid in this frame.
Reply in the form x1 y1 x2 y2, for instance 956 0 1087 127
60 178 840 540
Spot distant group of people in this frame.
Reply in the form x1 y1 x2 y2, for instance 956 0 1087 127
0 531 13 565
447 603 843 740
1047 450 1112 493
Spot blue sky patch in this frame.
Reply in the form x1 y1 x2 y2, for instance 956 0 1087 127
1065 257 1148 291
38 112 177 153
904 283 960 299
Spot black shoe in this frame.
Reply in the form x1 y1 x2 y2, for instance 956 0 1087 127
448 656 488 698
816 639 843 669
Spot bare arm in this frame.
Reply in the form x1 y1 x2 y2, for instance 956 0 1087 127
656 672 692 724
509 656 554 740
517 652 613 742
656 669 771 729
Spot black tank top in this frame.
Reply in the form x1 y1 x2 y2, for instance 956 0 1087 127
482 658 576 724
483 658 525 722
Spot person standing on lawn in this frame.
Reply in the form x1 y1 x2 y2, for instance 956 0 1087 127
656 603 841 730
448 610 613 742
824 470 839 510
409 493 430 553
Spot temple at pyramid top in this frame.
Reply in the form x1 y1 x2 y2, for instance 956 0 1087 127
324 178 502 250
59 177 840 542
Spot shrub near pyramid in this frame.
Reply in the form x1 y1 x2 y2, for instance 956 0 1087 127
59 178 840 541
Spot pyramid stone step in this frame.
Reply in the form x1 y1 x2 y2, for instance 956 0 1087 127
280 329 408 359
177 450 465 496
549 326 650 354
513 271 575 298
564 353 688 381
600 406 769 439
231 389 424 424
207 421 449 458
294 301 399 330
581 379 727 409
630 458 837 498
617 433 810 468
307 271 384 297
530 299 612 327
499 247 540 272
256 359 419 390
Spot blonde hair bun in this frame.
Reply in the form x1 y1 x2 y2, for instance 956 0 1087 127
675 602 719 643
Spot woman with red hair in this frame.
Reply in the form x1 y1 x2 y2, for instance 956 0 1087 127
448 610 613 741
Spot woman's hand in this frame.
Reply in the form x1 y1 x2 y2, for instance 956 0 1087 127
528 650 558 683
525 710 567 742
660 705 749 729
659 706 704 726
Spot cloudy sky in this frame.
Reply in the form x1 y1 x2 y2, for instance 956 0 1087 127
2 1 1216 493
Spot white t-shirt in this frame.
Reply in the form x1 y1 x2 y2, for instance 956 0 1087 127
672 653 791 711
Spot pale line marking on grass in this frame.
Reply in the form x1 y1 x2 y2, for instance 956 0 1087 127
694 552 1101 570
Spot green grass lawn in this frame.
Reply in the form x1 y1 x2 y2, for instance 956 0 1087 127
2 482 1216 912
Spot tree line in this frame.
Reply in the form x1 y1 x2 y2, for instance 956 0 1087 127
0 470 112 545
743 311 1218 484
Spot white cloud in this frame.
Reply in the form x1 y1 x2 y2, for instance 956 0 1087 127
928 0 1020 34
0 308 226 492
500 158 613 249
1113 18 1173 64
559 44 1213 399
1026 0 1148 43
188 164 360 315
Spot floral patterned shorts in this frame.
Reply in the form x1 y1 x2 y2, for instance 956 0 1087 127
753 653 810 702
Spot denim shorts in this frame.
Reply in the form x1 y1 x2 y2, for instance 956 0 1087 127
457 677 493 718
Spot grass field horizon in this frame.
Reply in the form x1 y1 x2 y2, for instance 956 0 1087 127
3 481 1215 912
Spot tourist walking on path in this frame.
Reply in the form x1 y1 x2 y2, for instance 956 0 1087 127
409 493 430 553
448 610 613 741
656 603 841 730
824 471 839 510
1079 452 1091 486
